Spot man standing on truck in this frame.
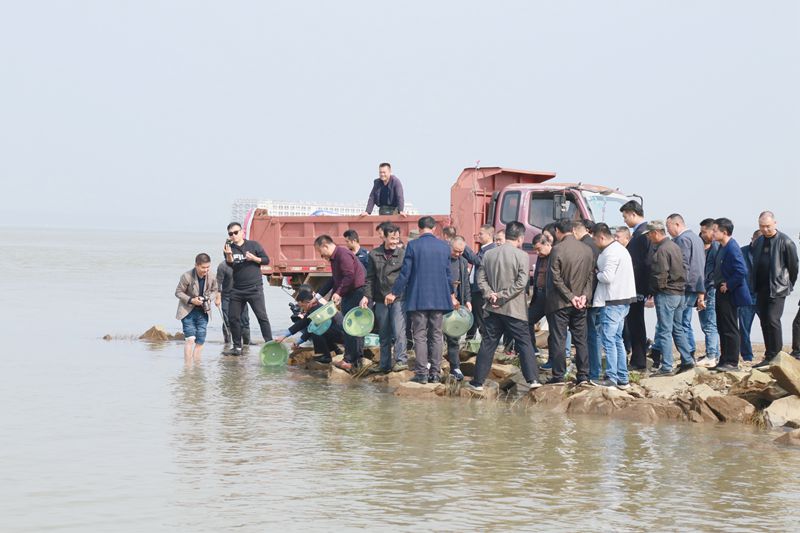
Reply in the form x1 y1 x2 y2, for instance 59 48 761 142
385 216 456 384
315 235 367 372
620 201 652 371
223 222 273 355
361 162 406 217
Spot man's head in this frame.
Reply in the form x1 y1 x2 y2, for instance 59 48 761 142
542 223 557 244
713 217 734 243
554 218 573 241
418 216 436 234
758 210 778 238
194 253 211 277
478 224 495 245
313 235 337 260
620 200 645 228
379 162 392 183
295 284 317 312
643 220 667 245
450 236 466 258
505 221 526 247
665 213 686 238
343 229 360 252
614 226 631 246
699 218 716 245
379 223 401 249
532 233 552 257
442 226 457 241
592 223 615 250
494 229 506 245
227 222 244 244
751 229 761 245
572 219 593 239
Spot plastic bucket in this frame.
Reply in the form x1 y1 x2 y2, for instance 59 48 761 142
307 318 332 336
442 307 474 338
343 307 375 337
260 341 289 366
364 333 380 347
308 301 337 325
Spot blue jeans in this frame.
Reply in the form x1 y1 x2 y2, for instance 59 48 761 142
697 287 720 360
599 304 630 384
738 304 757 361
587 307 603 380
681 293 698 355
654 293 692 371
181 308 209 344
374 302 408 370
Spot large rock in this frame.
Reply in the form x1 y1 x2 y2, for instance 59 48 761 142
611 399 685 424
394 381 444 399
458 380 499 400
139 325 170 341
763 396 800 429
565 387 634 417
689 383 723 402
460 357 477 376
774 428 800 447
704 395 756 423
368 369 415 387
527 384 568 408
328 365 353 384
640 369 697 399
767 352 800 396
489 363 520 389
289 348 316 366
729 369 783 405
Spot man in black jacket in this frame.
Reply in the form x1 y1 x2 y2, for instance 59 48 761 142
444 236 472 381
274 286 345 363
620 201 652 370
751 211 799 366
216 260 252 345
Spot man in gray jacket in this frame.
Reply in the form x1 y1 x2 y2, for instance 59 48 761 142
466 222 541 391
667 214 706 361
545 219 595 385
175 253 219 361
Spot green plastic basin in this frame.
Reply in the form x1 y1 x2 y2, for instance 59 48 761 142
307 318 332 336
343 307 375 337
442 307 474 338
364 333 380 347
308 301 337 325
260 341 289 366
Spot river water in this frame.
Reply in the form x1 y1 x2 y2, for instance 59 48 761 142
1 228 799 532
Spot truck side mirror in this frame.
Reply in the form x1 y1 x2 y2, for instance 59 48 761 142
553 193 567 219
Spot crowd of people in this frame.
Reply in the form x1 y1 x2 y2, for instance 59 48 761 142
174 167 800 392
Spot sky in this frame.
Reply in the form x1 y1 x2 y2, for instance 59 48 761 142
1 1 798 239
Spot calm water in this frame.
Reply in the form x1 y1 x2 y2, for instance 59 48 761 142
1 228 799 532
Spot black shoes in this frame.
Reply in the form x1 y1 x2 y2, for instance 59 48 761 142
753 358 772 369
712 363 739 373
223 346 243 356
677 363 696 374
428 374 441 384
313 354 332 364
545 377 565 385
409 374 428 384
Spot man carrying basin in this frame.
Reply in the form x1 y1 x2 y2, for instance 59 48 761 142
466 222 542 392
444 236 472 381
315 235 367 372
274 285 344 364
361 223 408 374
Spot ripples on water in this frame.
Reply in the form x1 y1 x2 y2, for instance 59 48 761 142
1 229 798 532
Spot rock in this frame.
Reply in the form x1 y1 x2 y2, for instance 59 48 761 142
689 383 722 402
704 395 756 423
305 359 331 371
362 346 380 361
494 352 516 365
729 369 780 405
394 381 443 399
139 325 170 341
774 428 800 447
565 387 634 417
459 349 474 362
368 369 416 387
489 363 520 388
767 352 800 396
460 357 477 376
534 330 548 349
639 369 696 399
289 348 316 366
527 384 567 407
102 334 112 341
612 402 659 423
328 365 352 384
690 397 721 423
763 396 800 429
458 380 499 400
170 332 185 341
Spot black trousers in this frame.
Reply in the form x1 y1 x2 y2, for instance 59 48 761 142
473 312 538 385
229 286 272 347
756 291 786 357
792 305 800 355
528 289 547 352
716 290 740 366
547 307 589 381
221 296 251 343
341 288 365 364
626 300 648 368
467 291 485 339
310 329 344 356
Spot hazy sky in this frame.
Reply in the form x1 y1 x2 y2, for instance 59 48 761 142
1 1 798 238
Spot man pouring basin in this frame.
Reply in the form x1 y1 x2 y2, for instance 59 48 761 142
223 222 273 356
361 162 406 217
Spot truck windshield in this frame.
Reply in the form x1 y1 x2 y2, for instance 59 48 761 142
582 191 630 229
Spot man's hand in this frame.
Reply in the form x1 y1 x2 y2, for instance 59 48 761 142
696 295 706 310
644 296 655 308
720 282 728 294
359 296 369 309
385 293 397 305
399 211 408 218
190 297 202 306
215 295 221 307
274 335 286 343
570 296 583 309
466 301 472 312
244 251 259 262
359 211 369 217
332 293 342 306
224 243 232 255
451 294 459 308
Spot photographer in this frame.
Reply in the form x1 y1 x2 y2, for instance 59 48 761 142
223 222 273 356
274 286 344 364
175 253 219 360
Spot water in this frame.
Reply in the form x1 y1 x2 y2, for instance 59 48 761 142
1 228 799 532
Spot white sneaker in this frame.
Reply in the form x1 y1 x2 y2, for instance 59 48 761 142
299 340 313 348
696 357 717 368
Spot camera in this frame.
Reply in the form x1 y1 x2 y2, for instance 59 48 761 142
289 301 302 317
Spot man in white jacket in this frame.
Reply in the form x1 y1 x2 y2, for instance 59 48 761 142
592 224 638 389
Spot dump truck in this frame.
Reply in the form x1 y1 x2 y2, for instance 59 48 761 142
244 166 641 289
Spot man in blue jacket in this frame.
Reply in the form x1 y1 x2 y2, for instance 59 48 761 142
386 216 457 384
711 218 754 372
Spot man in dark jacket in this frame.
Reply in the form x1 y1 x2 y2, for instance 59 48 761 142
444 236 472 381
315 235 367 371
620 201 652 370
216 260 251 345
344 229 369 272
274 286 344 364
361 162 406 216
386 216 456 383
696 219 722 366
739 230 761 362
712 218 754 372
751 211 799 366
361 223 408 373
467 224 496 339
645 221 691 376
667 214 706 361
544 218 595 385
574 219 602 382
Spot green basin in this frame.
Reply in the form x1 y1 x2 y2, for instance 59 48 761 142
260 341 289 366
343 307 375 337
307 318 332 336
364 333 380 347
308 301 337 325
442 307 474 339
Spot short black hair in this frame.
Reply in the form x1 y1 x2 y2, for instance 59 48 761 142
505 221 525 241
555 218 573 234
195 253 211 264
442 226 457 239
314 234 334 247
296 284 315 302
227 222 242 231
343 229 359 242
573 219 595 233
379 162 391 169
480 223 495 234
667 213 685 224
619 201 644 217
714 217 734 236
532 233 548 246
379 223 400 237
700 218 716 228
418 216 436 230
542 222 557 237
593 223 613 238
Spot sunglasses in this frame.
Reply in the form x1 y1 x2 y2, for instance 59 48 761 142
228 230 240 236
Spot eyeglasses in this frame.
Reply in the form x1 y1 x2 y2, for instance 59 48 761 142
228 230 240 236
